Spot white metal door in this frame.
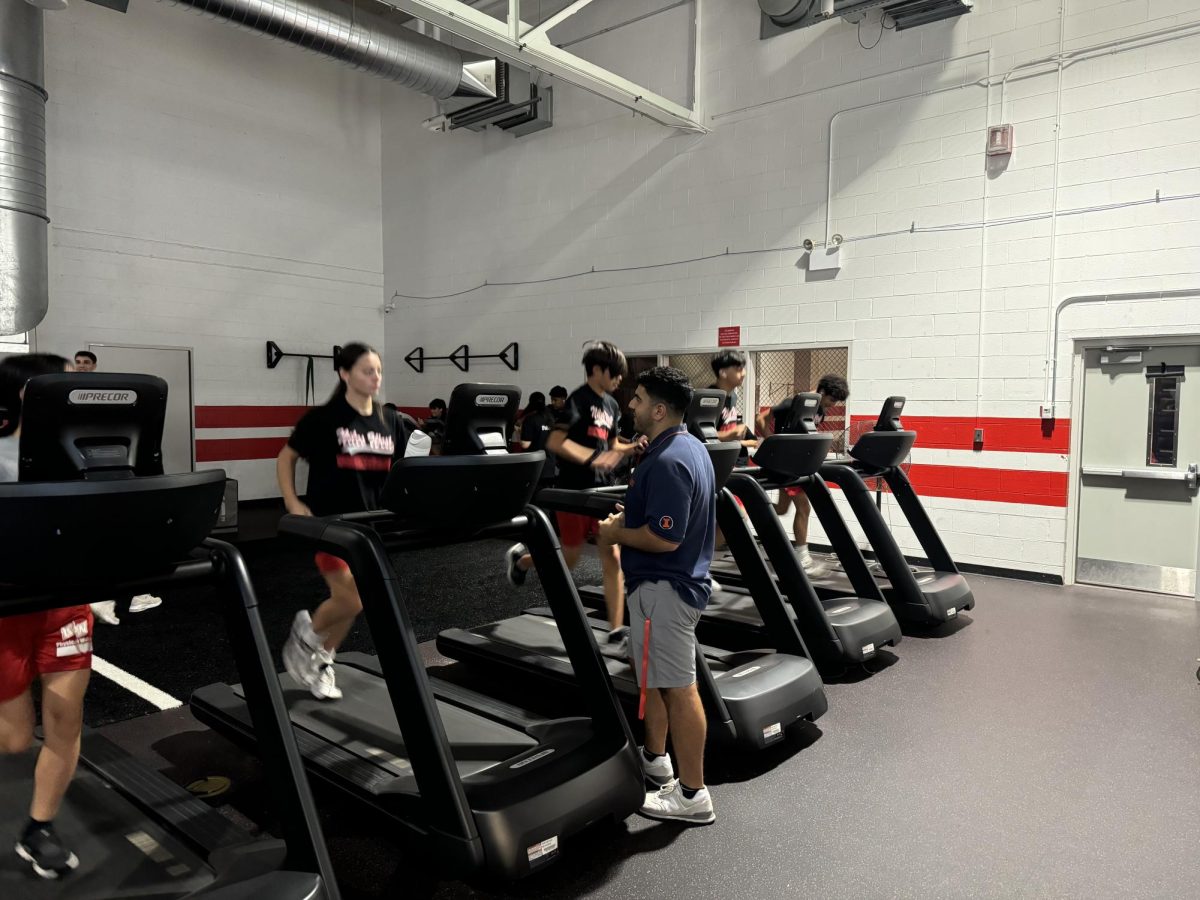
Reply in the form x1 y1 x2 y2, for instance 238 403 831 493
90 344 195 474
1076 344 1200 596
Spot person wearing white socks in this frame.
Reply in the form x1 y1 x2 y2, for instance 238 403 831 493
598 367 718 826
278 343 420 701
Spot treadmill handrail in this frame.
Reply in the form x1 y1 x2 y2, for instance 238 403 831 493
0 540 339 898
281 505 637 854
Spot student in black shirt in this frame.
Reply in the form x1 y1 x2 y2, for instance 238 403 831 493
755 373 850 575
518 391 557 485
279 342 415 700
708 349 758 454
505 341 644 652
549 384 568 413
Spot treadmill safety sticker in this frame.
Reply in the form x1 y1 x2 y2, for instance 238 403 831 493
731 665 762 678
528 835 559 865
861 643 875 657
762 723 783 742
947 607 958 618
511 748 556 769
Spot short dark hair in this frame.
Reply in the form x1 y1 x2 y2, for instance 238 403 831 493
429 398 447 411
74 350 97 364
525 391 546 415
710 349 747 376
817 374 849 402
549 385 568 399
581 340 627 379
636 366 693 415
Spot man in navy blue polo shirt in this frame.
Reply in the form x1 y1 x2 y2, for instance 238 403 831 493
597 366 717 825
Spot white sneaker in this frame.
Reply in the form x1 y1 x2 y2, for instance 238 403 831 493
90 601 119 626
311 648 343 701
639 748 675 787
129 594 162 613
639 779 715 825
505 543 529 587
282 611 342 701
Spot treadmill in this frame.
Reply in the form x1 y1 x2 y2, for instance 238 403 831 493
0 373 336 898
192 384 643 880
711 396 974 625
439 391 828 752
683 391 902 671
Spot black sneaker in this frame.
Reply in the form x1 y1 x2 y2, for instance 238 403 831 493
16 824 79 879
505 543 529 587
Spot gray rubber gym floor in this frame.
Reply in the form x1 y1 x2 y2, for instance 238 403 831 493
418 575 1200 900
91 570 1200 899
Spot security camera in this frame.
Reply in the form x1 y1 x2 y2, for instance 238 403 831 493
802 238 814 251
830 233 843 246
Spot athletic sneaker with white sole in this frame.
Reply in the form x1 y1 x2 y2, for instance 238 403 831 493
90 600 119 626
129 594 163 613
639 779 715 825
640 748 675 787
282 610 342 701
505 543 529 587
15 824 79 879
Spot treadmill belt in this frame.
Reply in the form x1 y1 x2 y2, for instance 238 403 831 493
232 663 537 782
470 615 638 683
0 751 213 898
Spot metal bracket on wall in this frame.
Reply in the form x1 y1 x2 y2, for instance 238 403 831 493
404 342 519 374
265 341 341 371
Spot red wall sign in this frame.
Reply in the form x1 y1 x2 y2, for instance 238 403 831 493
717 326 741 347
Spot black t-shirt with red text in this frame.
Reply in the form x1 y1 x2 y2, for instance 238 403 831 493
553 384 620 489
288 397 412 516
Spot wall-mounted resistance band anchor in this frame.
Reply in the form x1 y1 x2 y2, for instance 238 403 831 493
404 342 518 374
266 341 343 403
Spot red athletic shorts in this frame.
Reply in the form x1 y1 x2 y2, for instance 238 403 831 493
314 552 351 575
557 512 600 549
0 606 94 703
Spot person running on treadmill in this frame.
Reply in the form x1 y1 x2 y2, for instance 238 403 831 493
517 392 558 486
0 353 92 879
708 349 757 455
755 373 850 575
279 343 416 700
597 366 717 825
505 341 643 653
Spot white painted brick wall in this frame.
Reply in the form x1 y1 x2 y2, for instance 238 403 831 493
379 0 1200 575
33 1 387 497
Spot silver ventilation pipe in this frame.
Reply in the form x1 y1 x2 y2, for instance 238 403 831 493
160 0 497 100
0 0 49 336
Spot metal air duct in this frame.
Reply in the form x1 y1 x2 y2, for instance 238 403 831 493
159 0 497 100
0 0 49 336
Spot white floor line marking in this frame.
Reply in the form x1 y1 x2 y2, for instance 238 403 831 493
92 655 182 711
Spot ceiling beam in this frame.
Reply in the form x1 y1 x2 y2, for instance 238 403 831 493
380 0 707 132
521 0 597 42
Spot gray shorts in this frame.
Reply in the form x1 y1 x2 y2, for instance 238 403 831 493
627 581 703 690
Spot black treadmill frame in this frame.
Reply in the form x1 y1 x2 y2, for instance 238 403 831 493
271 502 639 874
0 537 338 897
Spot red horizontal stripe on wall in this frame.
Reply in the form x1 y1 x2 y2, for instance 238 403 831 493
850 415 1070 454
196 437 287 462
196 406 310 428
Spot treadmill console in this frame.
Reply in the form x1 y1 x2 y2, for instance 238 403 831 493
18 373 167 481
684 389 726 443
775 392 822 436
443 383 521 455
4 373 224 582
874 396 906 432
